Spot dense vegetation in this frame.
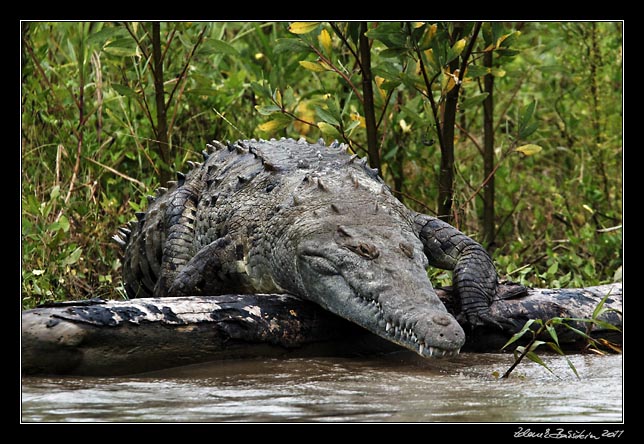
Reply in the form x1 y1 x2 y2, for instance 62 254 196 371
21 22 622 309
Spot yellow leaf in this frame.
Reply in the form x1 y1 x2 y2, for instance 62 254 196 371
318 29 332 55
452 38 467 56
582 204 595 214
374 76 386 99
273 89 282 107
412 22 425 29
421 23 438 48
399 119 412 134
318 122 341 138
350 112 366 128
491 68 506 77
424 48 435 66
298 60 327 72
294 101 315 136
288 22 320 34
258 119 287 132
515 144 543 156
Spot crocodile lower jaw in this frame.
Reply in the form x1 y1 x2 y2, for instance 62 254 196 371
358 296 461 358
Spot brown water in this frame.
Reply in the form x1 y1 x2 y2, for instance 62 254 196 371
21 352 622 423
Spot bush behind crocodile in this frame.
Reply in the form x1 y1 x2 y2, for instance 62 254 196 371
115 137 512 358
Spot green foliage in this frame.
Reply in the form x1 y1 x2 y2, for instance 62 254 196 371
21 21 622 309
500 291 622 379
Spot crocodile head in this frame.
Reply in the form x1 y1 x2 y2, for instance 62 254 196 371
274 203 466 358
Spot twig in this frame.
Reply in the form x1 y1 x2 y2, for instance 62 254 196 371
596 225 622 233
165 25 208 109
455 121 483 155
83 156 146 189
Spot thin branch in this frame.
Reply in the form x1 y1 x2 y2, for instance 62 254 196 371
328 22 363 71
308 44 364 104
408 26 444 151
83 156 146 189
161 24 178 65
390 189 437 215
494 69 531 133
455 121 484 155
123 22 150 63
165 25 208 109
457 22 482 85
460 145 515 210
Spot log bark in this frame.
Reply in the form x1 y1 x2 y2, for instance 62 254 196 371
21 283 622 376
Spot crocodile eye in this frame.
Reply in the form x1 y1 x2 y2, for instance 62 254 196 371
347 242 380 260
399 242 414 259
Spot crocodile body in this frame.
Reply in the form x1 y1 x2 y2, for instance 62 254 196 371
116 138 505 358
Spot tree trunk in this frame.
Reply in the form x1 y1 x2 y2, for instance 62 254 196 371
22 283 622 376
151 22 171 184
482 49 495 248
359 22 380 174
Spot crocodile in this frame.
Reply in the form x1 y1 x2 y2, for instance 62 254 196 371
115 137 509 358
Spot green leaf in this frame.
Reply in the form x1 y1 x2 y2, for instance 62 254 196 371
547 260 559 275
62 247 82 266
345 119 362 135
464 65 490 78
545 323 559 346
501 319 536 350
201 38 240 57
255 105 282 116
460 92 489 109
379 47 408 59
525 351 556 376
250 81 272 99
564 356 580 379
87 25 128 47
314 106 340 126
560 323 594 340
546 342 580 379
592 289 613 320
273 38 312 55
103 43 138 57
50 185 61 200
519 121 539 139
365 24 407 48
112 83 139 99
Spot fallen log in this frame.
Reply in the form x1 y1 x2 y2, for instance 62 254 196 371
21 283 622 376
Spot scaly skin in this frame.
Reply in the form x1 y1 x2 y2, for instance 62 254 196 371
115 138 507 358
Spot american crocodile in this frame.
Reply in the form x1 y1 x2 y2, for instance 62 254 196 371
115 137 507 358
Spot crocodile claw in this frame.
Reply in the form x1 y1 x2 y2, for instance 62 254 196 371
467 309 521 332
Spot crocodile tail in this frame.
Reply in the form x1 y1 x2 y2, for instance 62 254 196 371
117 192 169 299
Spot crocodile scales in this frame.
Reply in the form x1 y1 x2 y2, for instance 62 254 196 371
115 137 507 358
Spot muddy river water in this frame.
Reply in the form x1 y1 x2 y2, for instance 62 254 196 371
21 352 622 423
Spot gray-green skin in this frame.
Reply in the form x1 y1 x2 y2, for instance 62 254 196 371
116 138 508 358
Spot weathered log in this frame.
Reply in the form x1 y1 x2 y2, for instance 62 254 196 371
21 283 621 376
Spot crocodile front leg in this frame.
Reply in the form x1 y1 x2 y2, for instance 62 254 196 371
414 213 511 329
164 236 246 297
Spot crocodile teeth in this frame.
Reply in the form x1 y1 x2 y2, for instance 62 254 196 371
385 322 392 332
428 346 436 357
419 343 424 355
